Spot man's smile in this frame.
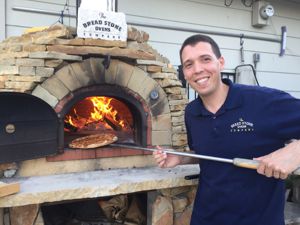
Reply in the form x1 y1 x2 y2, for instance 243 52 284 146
195 76 209 85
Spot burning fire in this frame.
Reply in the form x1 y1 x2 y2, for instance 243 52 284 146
64 97 130 132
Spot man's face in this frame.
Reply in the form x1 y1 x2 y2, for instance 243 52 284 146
181 42 225 98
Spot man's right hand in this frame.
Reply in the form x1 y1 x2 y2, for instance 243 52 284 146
152 146 182 168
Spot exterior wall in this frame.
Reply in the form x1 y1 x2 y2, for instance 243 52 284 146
0 0 5 40
118 0 300 98
4 0 77 37
2 0 300 98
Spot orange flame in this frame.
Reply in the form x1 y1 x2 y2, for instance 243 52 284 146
64 97 129 132
65 109 77 127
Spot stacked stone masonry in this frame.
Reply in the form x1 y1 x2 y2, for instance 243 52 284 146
0 23 188 151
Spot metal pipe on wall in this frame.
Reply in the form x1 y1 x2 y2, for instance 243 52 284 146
12 6 76 18
128 21 281 43
11 6 279 43
127 21 286 56
11 6 286 55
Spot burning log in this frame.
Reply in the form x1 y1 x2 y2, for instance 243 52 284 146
64 122 78 132
103 114 123 131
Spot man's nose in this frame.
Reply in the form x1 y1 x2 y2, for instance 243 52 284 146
193 62 204 73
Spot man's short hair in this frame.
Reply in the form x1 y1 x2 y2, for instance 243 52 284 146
179 34 222 64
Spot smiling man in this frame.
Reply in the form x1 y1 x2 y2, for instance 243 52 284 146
181 37 228 114
153 34 300 225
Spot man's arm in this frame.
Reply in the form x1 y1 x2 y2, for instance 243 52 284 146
153 149 199 168
255 140 300 179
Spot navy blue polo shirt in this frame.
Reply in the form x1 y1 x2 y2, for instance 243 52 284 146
185 79 300 225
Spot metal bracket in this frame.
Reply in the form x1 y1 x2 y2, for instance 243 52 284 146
279 26 287 57
240 34 245 64
102 55 111 69
149 90 159 100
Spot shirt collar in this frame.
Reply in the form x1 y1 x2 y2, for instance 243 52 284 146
189 78 243 116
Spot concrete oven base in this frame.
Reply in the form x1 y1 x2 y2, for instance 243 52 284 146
0 165 199 225
1 165 300 225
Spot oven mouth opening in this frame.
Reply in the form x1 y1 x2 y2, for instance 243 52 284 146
57 85 148 151
64 96 135 148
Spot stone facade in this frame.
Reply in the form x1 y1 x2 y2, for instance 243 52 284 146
0 23 188 151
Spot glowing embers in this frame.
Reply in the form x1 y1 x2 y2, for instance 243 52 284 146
64 96 133 134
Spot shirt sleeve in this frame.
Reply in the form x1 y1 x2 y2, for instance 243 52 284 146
267 90 300 140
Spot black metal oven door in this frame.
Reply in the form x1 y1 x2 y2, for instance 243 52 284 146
0 92 59 163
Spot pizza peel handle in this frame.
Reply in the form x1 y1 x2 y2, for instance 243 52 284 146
110 144 233 163
233 158 259 170
233 158 300 175
110 144 300 176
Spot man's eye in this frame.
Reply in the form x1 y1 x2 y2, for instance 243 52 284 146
184 64 192 69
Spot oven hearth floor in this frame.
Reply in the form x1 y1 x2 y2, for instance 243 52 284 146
0 165 199 208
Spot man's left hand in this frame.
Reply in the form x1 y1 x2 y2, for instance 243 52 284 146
254 140 300 179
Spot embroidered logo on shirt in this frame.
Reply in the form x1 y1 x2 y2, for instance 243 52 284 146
230 118 254 132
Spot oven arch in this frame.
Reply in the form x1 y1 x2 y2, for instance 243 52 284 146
32 57 173 151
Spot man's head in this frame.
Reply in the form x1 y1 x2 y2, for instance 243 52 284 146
180 34 221 64
180 34 226 99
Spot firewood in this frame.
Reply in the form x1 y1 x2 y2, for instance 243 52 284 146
0 181 20 197
103 114 123 131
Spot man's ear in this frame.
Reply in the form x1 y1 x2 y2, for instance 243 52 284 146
219 56 225 70
178 65 187 88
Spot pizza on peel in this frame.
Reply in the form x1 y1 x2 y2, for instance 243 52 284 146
69 133 118 149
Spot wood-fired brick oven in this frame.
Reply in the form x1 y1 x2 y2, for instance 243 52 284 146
0 24 189 164
0 24 197 225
